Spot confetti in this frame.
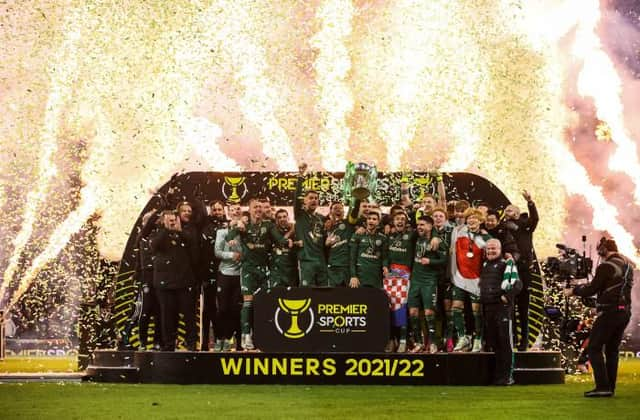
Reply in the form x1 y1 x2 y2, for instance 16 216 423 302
0 0 639 347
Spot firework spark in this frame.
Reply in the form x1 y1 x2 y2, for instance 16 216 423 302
10 108 114 307
573 0 640 203
0 10 82 305
1 0 639 311
311 0 355 172
549 138 639 265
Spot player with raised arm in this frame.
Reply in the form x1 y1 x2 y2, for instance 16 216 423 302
409 216 447 353
270 208 298 288
325 201 361 287
294 163 328 286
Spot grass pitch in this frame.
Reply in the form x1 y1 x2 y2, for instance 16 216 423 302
0 358 638 419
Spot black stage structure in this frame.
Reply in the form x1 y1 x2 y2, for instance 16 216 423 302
84 171 560 385
87 350 564 385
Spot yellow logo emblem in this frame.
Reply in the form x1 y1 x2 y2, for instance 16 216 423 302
222 176 247 203
275 298 314 339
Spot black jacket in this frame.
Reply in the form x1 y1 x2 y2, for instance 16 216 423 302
504 200 538 265
200 216 228 285
479 258 522 305
150 226 198 290
574 253 631 310
135 210 161 285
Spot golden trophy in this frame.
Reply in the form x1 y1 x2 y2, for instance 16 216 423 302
343 162 378 210
413 174 432 201
224 176 245 203
278 298 311 339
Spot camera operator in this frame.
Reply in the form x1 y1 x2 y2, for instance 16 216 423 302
564 238 633 397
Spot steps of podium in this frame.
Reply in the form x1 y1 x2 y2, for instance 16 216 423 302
85 365 139 383
85 350 565 385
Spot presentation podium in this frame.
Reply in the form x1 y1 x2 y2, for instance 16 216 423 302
86 288 564 385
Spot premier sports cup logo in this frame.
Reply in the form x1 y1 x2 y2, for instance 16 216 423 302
275 298 314 339
222 176 248 203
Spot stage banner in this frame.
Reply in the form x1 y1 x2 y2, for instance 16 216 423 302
253 287 390 353
2 338 77 357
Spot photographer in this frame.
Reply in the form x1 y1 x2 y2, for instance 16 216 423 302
564 238 633 397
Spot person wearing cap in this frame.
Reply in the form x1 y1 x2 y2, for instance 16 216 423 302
564 238 633 397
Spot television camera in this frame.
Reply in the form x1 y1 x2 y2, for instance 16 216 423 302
541 236 595 371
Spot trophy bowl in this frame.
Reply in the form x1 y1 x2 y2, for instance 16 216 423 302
278 298 312 339
224 176 246 202
351 162 373 200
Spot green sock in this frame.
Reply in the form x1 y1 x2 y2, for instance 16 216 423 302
473 310 483 341
452 307 465 337
446 310 454 339
410 316 422 345
399 326 407 342
425 314 436 345
241 301 253 334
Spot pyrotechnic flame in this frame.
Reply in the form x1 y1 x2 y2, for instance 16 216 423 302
311 0 354 172
215 1 297 171
550 139 639 265
0 17 82 305
442 120 483 172
182 116 241 171
166 24 241 173
11 5 244 296
375 0 435 171
573 0 640 203
3 0 640 311
9 109 115 307
350 0 488 172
